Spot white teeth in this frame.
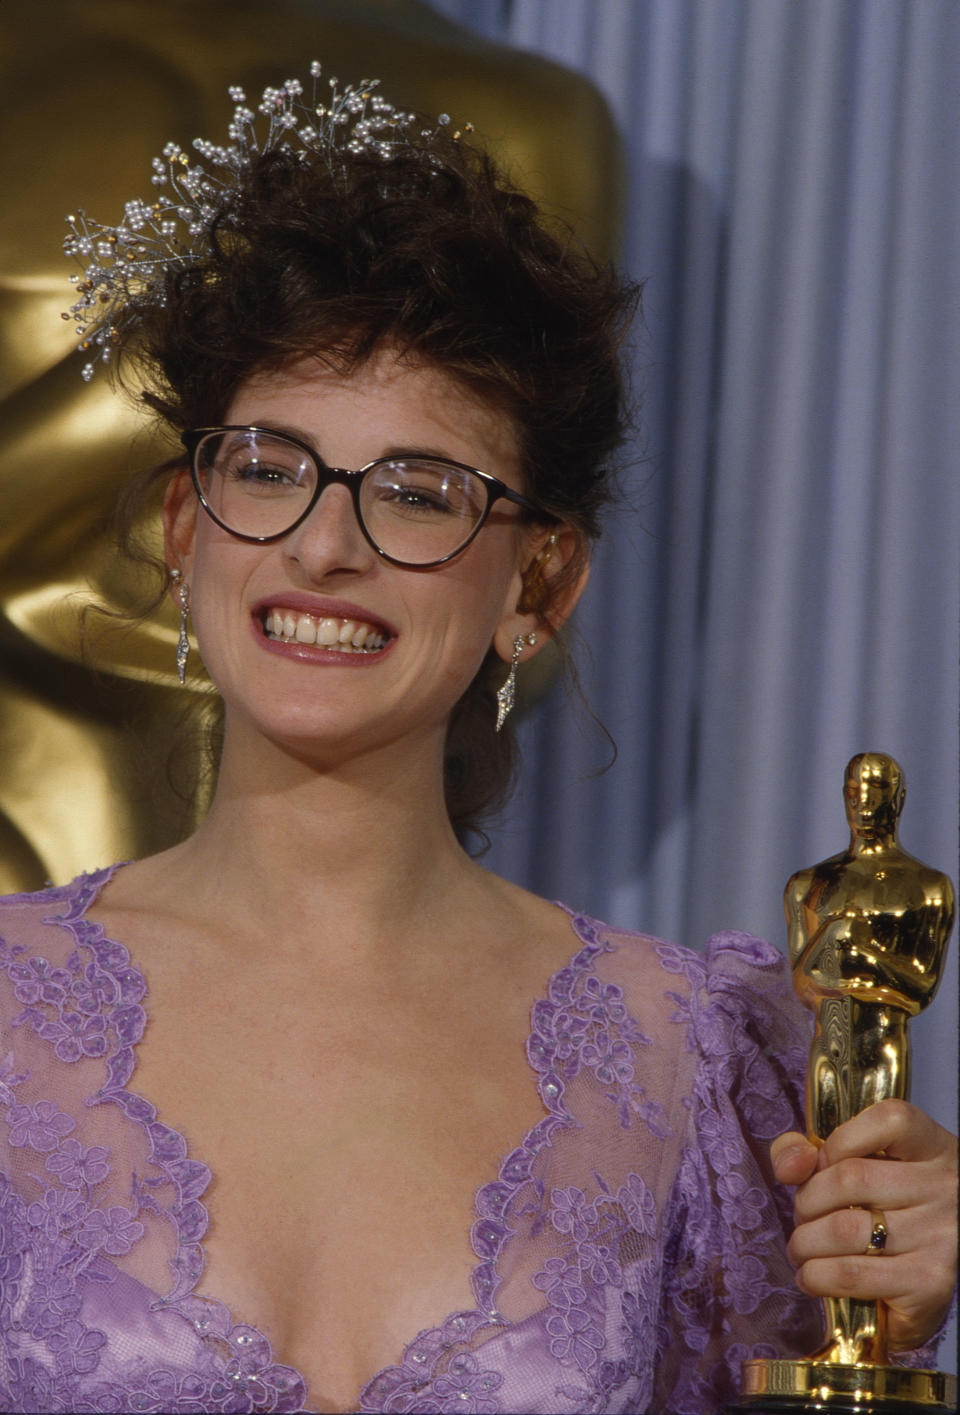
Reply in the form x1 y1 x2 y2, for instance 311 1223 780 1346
264 609 386 653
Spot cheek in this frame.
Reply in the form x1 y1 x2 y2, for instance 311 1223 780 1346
404 565 512 698
442 547 521 642
466 527 526 611
185 539 264 657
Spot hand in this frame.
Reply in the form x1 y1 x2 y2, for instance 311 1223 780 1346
771 1099 958 1351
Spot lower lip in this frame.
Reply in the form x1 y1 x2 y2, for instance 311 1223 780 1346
252 616 393 665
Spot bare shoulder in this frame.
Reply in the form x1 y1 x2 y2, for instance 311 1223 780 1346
89 847 189 915
81 846 218 979
453 867 585 996
478 869 674 997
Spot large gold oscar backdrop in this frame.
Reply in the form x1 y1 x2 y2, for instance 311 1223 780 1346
0 0 621 892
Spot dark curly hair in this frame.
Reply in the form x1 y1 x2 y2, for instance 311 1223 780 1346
116 118 638 837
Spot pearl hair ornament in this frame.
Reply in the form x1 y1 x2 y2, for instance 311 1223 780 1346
62 64 471 382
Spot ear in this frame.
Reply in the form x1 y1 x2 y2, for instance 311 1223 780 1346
162 467 199 593
492 523 590 664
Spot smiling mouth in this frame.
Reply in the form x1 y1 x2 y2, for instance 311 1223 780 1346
263 609 389 653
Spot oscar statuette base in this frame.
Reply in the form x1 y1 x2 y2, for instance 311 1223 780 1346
725 1358 957 1413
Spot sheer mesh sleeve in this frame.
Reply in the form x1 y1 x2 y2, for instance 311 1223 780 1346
644 929 823 1412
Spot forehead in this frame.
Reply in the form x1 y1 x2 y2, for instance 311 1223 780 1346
224 349 523 482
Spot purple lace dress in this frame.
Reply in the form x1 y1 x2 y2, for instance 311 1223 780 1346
0 865 907 1413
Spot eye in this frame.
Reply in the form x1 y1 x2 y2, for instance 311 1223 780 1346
228 459 298 488
382 481 453 514
217 441 311 493
369 461 481 519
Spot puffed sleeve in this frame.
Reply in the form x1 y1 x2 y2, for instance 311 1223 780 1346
649 930 823 1414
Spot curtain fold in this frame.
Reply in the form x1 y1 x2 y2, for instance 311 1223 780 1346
425 0 959 1147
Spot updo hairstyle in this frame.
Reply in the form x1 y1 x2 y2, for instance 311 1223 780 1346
117 116 639 838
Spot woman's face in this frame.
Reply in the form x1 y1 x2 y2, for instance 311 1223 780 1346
165 348 545 766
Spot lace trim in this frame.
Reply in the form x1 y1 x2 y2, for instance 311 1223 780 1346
363 909 672 1410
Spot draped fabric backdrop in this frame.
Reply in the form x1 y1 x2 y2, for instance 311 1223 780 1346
424 0 960 1161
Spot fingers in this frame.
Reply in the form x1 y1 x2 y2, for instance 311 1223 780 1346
788 1199 956 1350
790 1103 957 1227
769 1098 952 1186
816 1098 953 1167
789 1239 956 1351
793 1247 955 1340
770 1131 819 1186
794 1250 920 1303
779 1101 959 1352
788 1203 882 1262
788 1202 898 1269
792 1152 917 1226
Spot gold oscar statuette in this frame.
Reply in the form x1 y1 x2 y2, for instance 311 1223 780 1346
733 754 956 1414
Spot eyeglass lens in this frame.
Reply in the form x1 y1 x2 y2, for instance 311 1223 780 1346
192 429 491 564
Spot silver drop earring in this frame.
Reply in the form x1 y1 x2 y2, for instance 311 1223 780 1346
495 631 537 733
170 568 191 685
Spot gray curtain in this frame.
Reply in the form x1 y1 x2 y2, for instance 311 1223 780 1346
426 0 960 1164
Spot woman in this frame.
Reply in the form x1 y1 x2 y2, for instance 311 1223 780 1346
0 71 954 1414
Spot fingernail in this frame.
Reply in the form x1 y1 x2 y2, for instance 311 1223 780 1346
778 1143 808 1164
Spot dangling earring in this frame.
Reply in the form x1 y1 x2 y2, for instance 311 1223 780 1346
170 568 191 685
496 631 537 733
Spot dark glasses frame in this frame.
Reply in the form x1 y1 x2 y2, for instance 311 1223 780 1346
181 425 544 568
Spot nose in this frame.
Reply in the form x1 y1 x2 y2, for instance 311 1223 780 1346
283 481 375 578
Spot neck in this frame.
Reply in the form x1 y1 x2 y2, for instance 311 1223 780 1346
171 716 478 958
848 827 898 855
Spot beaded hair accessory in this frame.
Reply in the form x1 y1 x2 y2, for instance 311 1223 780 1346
63 63 470 382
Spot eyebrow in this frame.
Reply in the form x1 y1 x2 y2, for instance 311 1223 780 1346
244 420 480 470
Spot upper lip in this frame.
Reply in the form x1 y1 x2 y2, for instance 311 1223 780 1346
251 593 397 637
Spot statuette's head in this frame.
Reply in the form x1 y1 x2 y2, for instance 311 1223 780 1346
843 752 905 841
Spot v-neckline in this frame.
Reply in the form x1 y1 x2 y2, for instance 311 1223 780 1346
46 864 610 1414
